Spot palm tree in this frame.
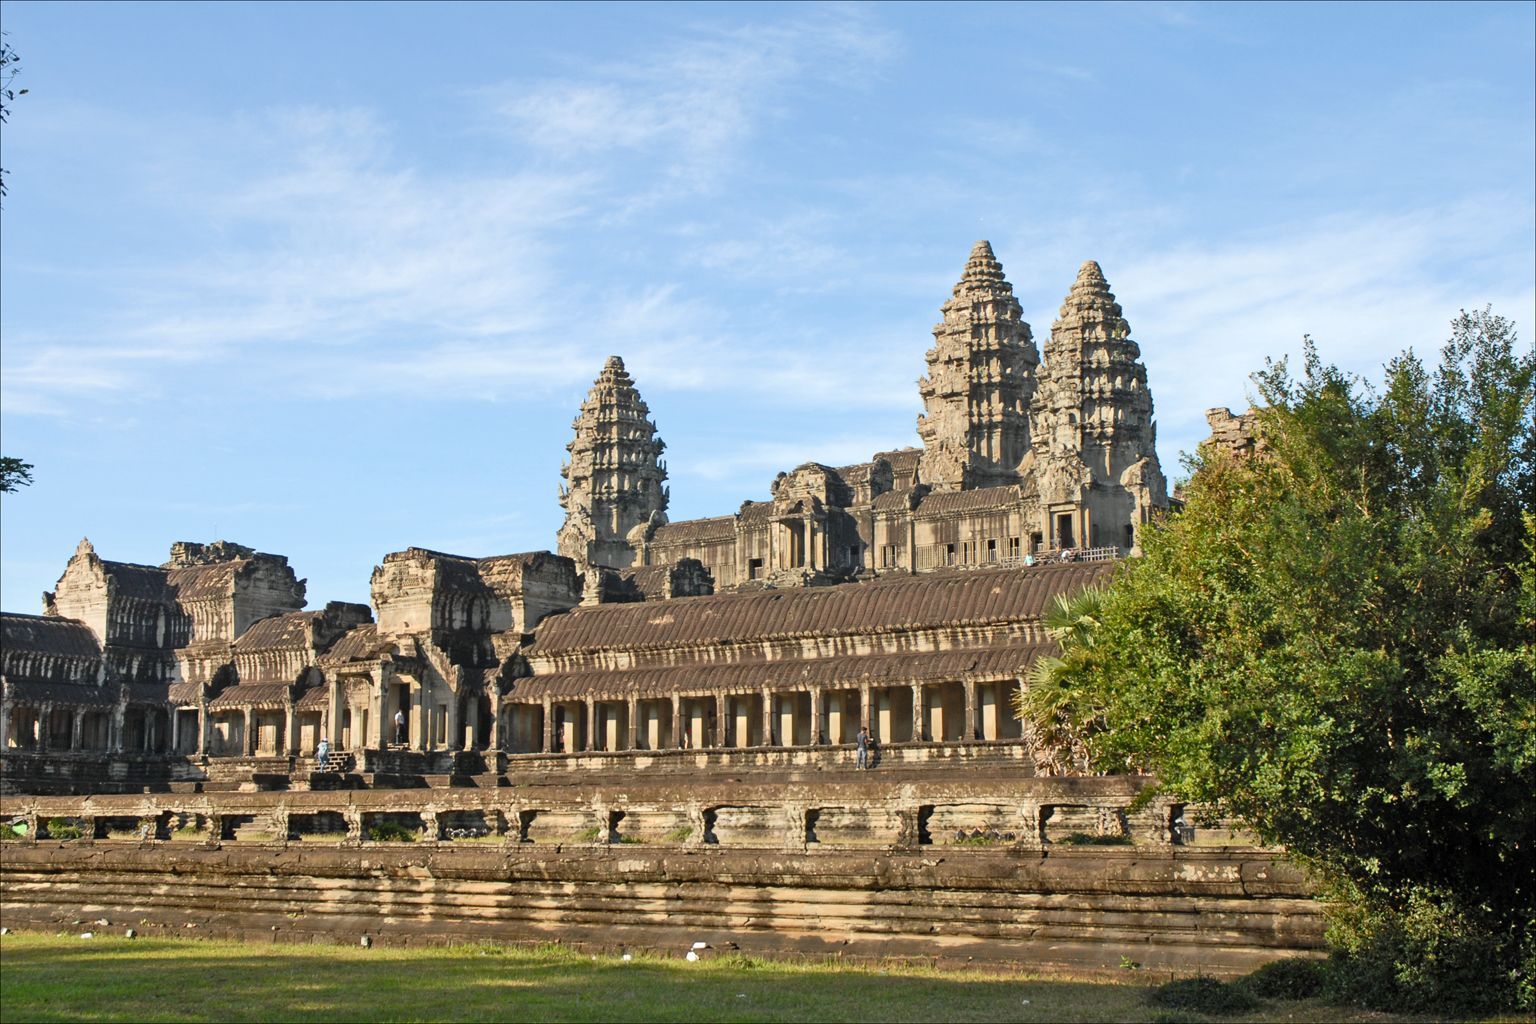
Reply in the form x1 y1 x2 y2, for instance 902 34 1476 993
1017 586 1104 775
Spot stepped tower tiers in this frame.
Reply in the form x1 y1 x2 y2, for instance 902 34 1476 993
557 356 669 571
916 241 1040 491
1027 260 1167 553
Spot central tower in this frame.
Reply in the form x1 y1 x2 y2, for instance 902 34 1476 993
916 241 1039 491
557 356 668 570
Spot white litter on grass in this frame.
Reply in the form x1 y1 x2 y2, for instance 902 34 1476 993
685 951 700 962
621 954 633 962
79 933 94 940
359 936 372 948
124 929 136 939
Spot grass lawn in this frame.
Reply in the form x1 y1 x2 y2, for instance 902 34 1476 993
0 931 1487 1023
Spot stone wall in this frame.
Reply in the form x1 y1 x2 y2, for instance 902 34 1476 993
0 774 1321 975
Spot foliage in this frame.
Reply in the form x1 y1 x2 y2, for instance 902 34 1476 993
1019 309 1535 1010
1147 976 1259 1015
0 33 26 202
664 825 694 843
44 818 84 841
1321 886 1535 1014
1239 958 1325 1000
365 821 418 843
573 825 601 842
0 456 34 493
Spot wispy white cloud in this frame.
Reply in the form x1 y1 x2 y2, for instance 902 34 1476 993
483 4 898 194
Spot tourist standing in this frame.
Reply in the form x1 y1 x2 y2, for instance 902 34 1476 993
315 736 330 769
856 726 870 770
394 708 406 746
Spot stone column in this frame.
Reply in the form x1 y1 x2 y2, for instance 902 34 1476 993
244 709 257 756
197 698 210 757
626 696 639 751
284 701 298 757
860 684 873 734
0 699 10 751
70 708 84 752
38 702 53 754
714 694 727 747
541 697 553 753
810 689 822 746
373 679 389 749
911 683 925 741
804 518 816 571
670 694 682 749
585 700 596 753
412 684 428 752
761 688 774 747
963 680 977 742
111 701 126 753
169 706 181 755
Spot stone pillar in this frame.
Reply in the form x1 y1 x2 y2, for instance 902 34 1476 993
0 699 10 751
112 701 127 753
197 699 209 757
810 689 822 746
714 694 727 747
70 708 84 752
412 684 428 752
627 697 639 751
284 701 298 756
169 706 181 755
804 519 816 571
38 702 53 754
244 709 257 756
373 681 389 749
860 684 872 734
963 680 977 742
911 683 925 741
761 688 774 746
458 696 473 751
541 697 554 753
585 700 596 753
670 694 682 749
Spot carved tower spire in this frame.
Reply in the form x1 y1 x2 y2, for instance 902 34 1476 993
1028 261 1166 551
558 356 669 570
917 241 1039 491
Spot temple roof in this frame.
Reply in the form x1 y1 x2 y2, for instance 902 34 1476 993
1 613 103 659
508 642 1051 700
528 562 1112 654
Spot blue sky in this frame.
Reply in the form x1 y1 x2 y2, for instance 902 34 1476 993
2 1 1532 613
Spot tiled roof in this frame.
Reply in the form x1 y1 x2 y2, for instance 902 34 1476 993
165 561 238 601
915 485 1025 517
99 560 171 600
527 562 1112 653
0 679 117 706
208 682 292 710
507 643 1048 700
318 624 382 665
1 613 102 659
650 516 736 546
233 611 318 652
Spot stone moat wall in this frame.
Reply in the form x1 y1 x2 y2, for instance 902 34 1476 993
0 773 1322 976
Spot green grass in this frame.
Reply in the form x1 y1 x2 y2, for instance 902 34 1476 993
0 932 1498 1023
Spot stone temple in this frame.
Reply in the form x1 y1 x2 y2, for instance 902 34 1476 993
0 244 1314 975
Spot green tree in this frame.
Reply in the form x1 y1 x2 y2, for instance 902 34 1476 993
0 456 34 492
1021 308 1535 1010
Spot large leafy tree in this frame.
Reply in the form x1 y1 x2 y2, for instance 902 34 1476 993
1022 308 1534 1005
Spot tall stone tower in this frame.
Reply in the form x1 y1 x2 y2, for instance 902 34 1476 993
1028 261 1166 552
558 356 669 570
917 241 1040 491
